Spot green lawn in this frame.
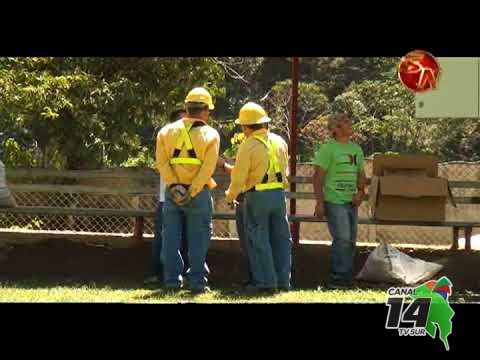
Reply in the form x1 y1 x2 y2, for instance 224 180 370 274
0 282 388 303
1 281 477 303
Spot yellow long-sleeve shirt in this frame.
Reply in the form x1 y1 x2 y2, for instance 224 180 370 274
225 129 289 203
156 117 220 198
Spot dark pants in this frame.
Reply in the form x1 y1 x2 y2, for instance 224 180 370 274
151 201 189 280
236 194 252 283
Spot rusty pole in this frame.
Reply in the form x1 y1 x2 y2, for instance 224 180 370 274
290 57 300 245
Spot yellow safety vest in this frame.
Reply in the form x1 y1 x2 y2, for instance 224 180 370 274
253 135 284 191
169 121 203 166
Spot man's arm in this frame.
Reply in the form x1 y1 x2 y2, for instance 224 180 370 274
311 143 330 218
352 147 367 207
313 166 327 218
156 129 179 186
357 169 367 192
190 131 220 197
217 157 234 174
225 144 250 204
352 169 367 207
282 140 290 188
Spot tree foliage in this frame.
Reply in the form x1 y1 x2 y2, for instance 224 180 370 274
0 57 224 169
0 57 477 169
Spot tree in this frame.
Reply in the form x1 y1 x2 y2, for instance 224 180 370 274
0 57 225 169
331 79 427 156
261 80 330 144
300 57 399 100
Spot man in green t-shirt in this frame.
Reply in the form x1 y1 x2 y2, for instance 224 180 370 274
312 113 367 289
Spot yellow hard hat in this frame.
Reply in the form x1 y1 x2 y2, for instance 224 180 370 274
235 102 271 125
185 87 215 110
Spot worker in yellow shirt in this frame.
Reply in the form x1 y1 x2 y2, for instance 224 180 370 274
225 102 292 293
156 87 220 294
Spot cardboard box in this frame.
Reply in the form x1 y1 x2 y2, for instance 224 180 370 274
372 154 439 177
369 154 451 222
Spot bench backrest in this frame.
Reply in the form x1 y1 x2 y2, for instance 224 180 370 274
5 168 480 205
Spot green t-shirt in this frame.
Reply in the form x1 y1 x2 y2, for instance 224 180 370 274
312 139 365 204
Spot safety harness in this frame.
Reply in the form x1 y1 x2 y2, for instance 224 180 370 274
169 120 204 166
252 135 284 191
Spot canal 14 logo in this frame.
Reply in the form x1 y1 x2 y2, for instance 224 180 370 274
385 277 455 351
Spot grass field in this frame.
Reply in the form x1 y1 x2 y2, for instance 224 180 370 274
1 240 479 303
0 281 478 303
0 282 387 303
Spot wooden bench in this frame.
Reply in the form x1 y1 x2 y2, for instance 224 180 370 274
294 180 480 252
1 168 479 251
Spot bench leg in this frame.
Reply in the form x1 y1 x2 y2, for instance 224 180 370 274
295 222 301 245
290 222 300 245
465 227 473 252
451 227 460 251
133 216 144 244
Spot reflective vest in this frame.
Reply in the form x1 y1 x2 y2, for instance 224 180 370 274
169 120 204 166
253 135 284 191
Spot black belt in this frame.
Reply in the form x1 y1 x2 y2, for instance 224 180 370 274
246 187 284 193
170 183 190 189
169 184 208 190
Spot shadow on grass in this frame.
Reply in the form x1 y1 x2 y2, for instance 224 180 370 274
0 276 145 291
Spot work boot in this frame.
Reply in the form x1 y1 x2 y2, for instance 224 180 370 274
326 281 353 290
143 275 162 286
244 284 277 295
190 286 212 295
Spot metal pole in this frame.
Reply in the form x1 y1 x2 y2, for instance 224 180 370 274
290 58 300 245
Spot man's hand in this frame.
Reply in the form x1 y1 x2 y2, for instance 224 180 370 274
314 201 325 219
228 200 239 210
352 190 365 208
170 184 191 206
217 157 226 169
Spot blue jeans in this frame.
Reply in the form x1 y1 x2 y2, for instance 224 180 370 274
324 202 358 285
236 195 252 283
151 202 189 280
162 187 212 290
244 189 292 289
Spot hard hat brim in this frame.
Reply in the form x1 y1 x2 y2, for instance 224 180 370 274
185 100 215 110
235 116 271 125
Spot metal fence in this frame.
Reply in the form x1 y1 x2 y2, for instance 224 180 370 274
2 162 480 247
295 161 480 247
0 192 236 239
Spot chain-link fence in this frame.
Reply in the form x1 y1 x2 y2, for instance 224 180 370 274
296 161 480 247
0 192 154 234
2 162 480 247
1 191 237 239
0 169 236 239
